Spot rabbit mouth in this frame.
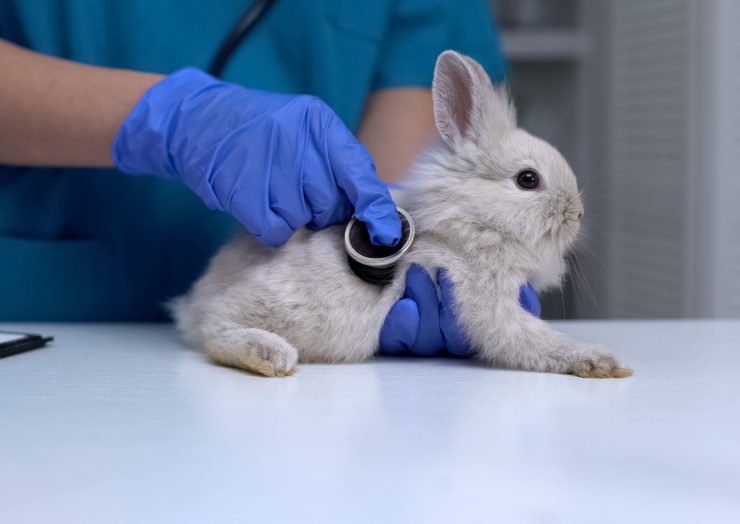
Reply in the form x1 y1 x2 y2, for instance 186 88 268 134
553 195 584 246
560 217 581 243
546 213 581 250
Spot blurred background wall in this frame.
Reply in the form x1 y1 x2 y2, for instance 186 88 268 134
491 0 740 319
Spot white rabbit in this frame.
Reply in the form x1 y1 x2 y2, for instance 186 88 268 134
170 50 632 379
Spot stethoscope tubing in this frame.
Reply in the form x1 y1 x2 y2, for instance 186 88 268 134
208 0 279 78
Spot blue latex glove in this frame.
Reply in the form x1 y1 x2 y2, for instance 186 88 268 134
113 68 401 247
379 265 541 357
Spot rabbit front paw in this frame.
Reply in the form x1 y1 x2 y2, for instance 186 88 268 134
568 345 632 379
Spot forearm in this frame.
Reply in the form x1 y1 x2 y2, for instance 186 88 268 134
0 39 162 167
358 88 437 183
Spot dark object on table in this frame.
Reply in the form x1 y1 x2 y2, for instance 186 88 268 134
0 331 53 358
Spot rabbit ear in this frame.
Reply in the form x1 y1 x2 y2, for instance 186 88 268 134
432 50 516 148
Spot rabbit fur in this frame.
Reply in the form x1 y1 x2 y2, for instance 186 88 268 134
170 50 632 379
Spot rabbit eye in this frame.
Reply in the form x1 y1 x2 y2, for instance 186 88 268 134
516 170 539 190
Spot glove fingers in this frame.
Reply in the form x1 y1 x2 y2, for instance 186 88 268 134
229 190 295 247
378 298 420 355
209 131 300 247
257 119 313 230
303 145 353 229
405 265 445 355
326 118 401 246
304 187 350 230
438 269 474 357
268 171 313 231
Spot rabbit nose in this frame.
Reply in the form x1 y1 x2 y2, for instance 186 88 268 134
577 211 583 219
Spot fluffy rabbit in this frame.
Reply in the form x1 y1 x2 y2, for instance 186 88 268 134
171 50 632 379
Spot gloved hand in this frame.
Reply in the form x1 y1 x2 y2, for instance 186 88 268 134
112 68 401 247
379 265 541 357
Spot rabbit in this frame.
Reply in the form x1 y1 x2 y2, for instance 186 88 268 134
170 50 632 379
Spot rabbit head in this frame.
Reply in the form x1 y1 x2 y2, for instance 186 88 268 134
402 51 583 290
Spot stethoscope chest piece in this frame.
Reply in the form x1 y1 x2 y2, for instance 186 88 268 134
344 208 415 285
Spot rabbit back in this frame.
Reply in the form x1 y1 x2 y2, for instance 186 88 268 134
171 226 405 363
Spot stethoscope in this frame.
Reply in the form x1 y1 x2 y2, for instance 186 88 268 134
207 0 278 78
208 0 416 285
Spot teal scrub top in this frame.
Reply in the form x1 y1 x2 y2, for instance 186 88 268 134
0 0 507 321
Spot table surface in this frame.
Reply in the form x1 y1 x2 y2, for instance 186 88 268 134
1 320 739 524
